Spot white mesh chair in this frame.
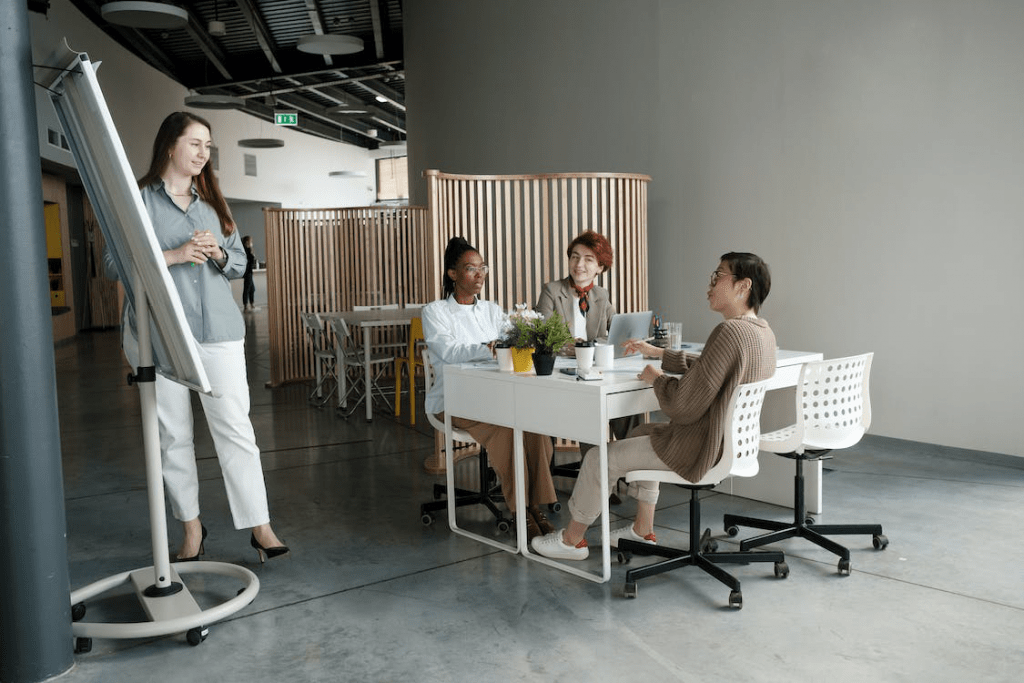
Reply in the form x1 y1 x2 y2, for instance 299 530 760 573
300 312 337 407
419 349 509 531
617 378 786 608
328 317 396 419
723 353 887 575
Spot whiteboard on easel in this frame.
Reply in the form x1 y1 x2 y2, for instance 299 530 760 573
47 49 210 394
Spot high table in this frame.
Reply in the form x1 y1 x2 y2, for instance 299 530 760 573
321 308 414 421
442 345 822 583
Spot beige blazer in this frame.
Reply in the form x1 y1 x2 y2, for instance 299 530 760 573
536 277 616 343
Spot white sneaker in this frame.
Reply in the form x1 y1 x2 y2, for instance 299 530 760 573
531 530 589 560
606 524 657 549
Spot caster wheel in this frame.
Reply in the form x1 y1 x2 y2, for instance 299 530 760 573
496 518 512 534
838 558 852 575
617 551 632 565
72 602 87 622
774 561 790 579
74 637 92 654
728 590 743 608
624 582 637 599
805 517 815 526
705 539 719 553
421 513 435 526
186 626 208 646
872 534 889 550
547 501 562 513
725 525 738 537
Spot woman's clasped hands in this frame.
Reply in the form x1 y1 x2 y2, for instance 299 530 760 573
172 229 223 266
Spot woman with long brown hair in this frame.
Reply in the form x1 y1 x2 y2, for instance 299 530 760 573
107 112 287 563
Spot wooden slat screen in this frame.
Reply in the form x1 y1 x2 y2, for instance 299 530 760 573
265 206 431 386
265 171 650 386
423 170 650 313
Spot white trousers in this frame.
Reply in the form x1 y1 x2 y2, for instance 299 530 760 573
568 427 665 526
155 340 270 529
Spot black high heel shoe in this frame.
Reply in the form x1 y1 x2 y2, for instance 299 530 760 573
174 525 208 562
250 533 290 563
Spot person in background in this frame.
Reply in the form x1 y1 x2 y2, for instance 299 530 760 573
531 252 776 560
422 236 558 541
242 235 256 312
105 111 288 563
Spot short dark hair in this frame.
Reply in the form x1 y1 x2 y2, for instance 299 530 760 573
567 230 613 272
720 252 771 313
442 236 479 298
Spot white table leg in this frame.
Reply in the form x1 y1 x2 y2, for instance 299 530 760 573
363 326 372 421
444 414 518 554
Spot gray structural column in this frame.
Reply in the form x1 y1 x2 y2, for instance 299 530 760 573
0 0 75 680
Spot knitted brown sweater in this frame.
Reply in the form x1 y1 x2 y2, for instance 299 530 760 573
648 316 777 482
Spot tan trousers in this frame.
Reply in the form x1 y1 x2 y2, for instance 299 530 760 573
438 414 557 513
568 423 664 526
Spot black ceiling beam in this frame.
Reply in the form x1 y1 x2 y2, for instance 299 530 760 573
232 0 283 73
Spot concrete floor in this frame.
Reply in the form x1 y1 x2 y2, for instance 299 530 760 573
54 309 1024 682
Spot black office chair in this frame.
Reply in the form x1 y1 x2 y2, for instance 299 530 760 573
722 353 888 575
418 349 510 533
618 378 787 608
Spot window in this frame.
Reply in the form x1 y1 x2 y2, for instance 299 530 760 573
376 156 408 202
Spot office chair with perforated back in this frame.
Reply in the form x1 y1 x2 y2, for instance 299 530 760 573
394 316 425 424
617 378 787 608
723 353 887 575
300 312 337 407
419 349 510 532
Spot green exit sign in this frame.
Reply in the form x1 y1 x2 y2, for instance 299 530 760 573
274 112 298 126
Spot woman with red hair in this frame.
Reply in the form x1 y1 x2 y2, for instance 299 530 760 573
536 230 615 347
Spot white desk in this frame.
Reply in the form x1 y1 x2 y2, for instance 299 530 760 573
443 346 822 583
322 309 413 421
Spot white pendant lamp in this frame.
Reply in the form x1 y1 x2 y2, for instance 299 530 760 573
101 2 188 30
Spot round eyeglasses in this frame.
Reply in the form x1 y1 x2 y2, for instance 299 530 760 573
709 269 735 287
464 264 490 276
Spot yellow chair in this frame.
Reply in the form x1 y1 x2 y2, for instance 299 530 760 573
394 317 425 424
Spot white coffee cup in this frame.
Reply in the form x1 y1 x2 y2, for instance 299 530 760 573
496 346 514 372
594 343 614 368
576 344 595 373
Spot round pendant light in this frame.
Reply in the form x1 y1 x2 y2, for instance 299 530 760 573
329 171 367 178
297 34 364 55
238 138 285 149
101 2 189 30
184 94 245 110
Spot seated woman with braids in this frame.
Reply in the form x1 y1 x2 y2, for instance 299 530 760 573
421 237 559 541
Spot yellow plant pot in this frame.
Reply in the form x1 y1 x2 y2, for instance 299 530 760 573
511 347 535 372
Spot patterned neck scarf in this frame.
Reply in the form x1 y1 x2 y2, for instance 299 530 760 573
573 280 595 316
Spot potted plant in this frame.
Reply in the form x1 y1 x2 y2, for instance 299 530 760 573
504 308 573 375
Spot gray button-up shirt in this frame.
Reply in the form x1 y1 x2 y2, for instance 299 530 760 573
105 181 246 344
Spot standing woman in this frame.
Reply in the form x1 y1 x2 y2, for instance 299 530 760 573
241 235 256 312
106 112 287 562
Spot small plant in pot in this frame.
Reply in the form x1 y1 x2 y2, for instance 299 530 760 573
514 311 573 376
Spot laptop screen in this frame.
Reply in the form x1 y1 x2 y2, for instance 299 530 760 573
604 311 653 358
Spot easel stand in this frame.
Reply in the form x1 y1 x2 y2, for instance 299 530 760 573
70 274 259 651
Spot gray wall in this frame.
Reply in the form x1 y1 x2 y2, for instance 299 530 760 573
405 0 1024 458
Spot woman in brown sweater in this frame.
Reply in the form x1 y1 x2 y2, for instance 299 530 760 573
532 252 777 560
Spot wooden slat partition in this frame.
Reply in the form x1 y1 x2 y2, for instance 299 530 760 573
265 171 650 387
423 170 650 314
265 206 430 386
